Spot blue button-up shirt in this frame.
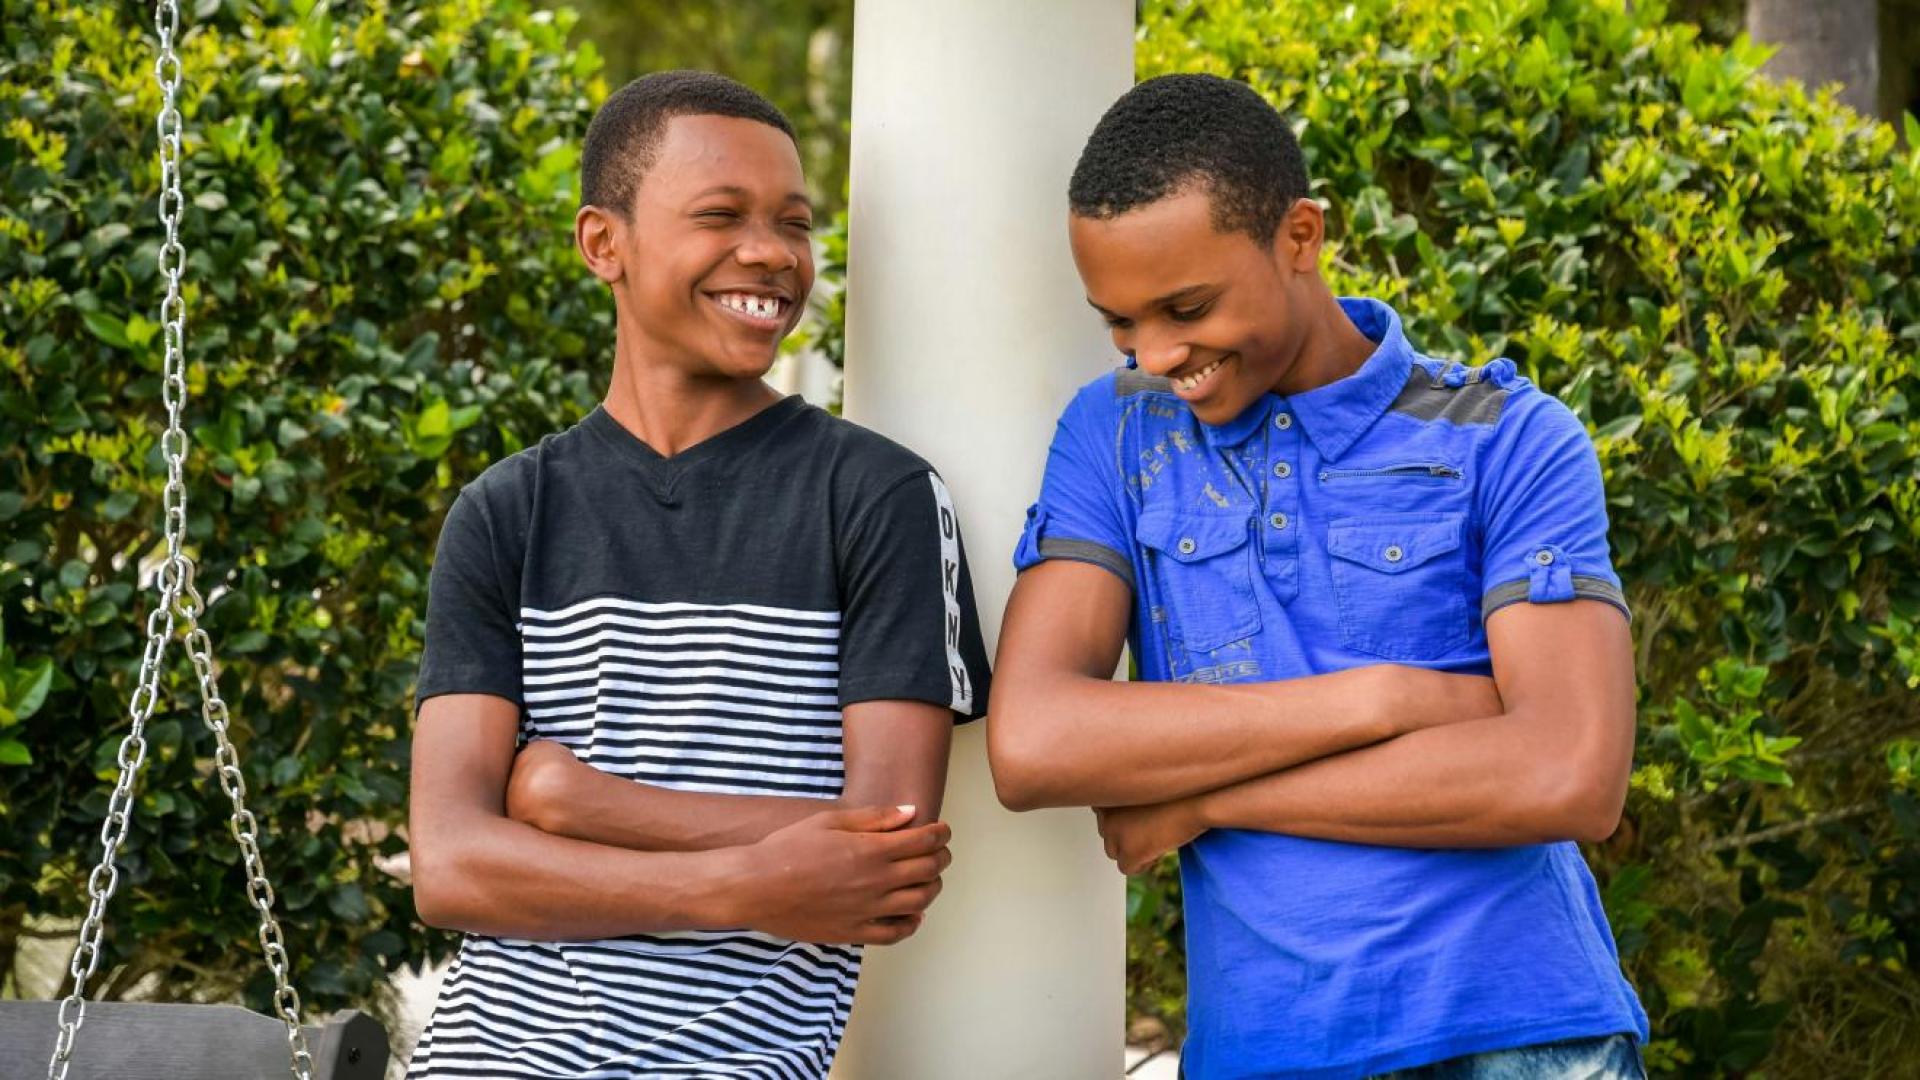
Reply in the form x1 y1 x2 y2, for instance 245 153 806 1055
1015 298 1647 1078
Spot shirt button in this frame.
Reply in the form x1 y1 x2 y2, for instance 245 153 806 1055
1272 462 1292 479
1535 549 1555 566
1384 544 1405 563
1274 413 1294 431
1269 512 1289 531
1178 537 1197 555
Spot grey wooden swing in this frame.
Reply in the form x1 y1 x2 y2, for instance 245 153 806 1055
0 2 389 1076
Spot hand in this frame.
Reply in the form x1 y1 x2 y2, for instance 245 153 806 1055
505 739 587 834
1370 665 1504 737
1095 800 1203 875
733 804 952 945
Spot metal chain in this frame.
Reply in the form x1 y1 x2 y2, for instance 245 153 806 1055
47 2 314 1077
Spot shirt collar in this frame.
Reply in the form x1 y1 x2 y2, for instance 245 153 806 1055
1198 296 1413 459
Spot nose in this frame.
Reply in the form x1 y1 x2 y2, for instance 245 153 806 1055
1128 325 1191 377
734 218 800 274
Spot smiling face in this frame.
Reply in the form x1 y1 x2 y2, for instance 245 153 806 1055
577 113 815 381
1069 186 1325 427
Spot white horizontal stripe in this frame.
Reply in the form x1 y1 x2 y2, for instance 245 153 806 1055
522 638 837 672
523 625 842 657
518 645 840 680
558 727 843 759
579 745 844 776
523 595 841 625
527 713 842 744
525 676 838 707
520 610 842 642
528 694 842 723
579 757 842 787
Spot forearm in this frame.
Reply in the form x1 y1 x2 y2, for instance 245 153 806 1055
997 666 1405 809
1192 706 1622 848
525 766 835 851
412 812 746 939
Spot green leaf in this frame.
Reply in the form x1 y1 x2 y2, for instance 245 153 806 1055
0 738 31 766
229 629 270 653
10 659 52 720
81 310 130 349
58 559 90 590
327 883 370 921
101 490 140 521
416 399 451 439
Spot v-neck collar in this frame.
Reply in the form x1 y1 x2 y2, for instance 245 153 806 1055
581 395 805 505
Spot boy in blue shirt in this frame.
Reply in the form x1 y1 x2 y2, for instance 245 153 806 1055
989 74 1649 1079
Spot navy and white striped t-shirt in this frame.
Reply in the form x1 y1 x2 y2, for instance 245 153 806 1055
410 396 992 1079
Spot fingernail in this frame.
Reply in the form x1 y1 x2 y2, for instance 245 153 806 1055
896 804 916 815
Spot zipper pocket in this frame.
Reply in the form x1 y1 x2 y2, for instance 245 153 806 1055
1318 462 1464 483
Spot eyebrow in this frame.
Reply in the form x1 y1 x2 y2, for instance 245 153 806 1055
1087 284 1217 317
689 184 813 209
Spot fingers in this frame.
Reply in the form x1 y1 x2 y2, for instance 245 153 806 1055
818 803 917 833
887 848 950 888
878 878 943 917
855 914 922 945
874 820 952 859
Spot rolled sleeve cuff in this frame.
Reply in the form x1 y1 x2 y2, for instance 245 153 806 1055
1033 537 1134 590
1012 502 1134 589
1482 574 1631 622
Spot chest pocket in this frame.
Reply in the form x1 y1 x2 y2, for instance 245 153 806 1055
1136 508 1261 655
1327 512 1471 660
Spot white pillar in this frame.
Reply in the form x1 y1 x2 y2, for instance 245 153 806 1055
834 3 1134 1079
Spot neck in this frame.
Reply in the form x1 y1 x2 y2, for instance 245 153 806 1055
1269 282 1379 397
602 317 781 458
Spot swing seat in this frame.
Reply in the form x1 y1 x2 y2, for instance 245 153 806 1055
0 1002 387 1080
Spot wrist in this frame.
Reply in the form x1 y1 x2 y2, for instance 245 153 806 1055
687 846 757 930
1359 665 1410 741
1180 791 1216 834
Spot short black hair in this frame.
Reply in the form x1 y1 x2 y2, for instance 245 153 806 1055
1069 73 1309 246
581 70 798 218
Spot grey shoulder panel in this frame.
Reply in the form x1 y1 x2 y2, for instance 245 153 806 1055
1481 575 1632 622
1116 369 1172 397
1389 368 1509 426
1036 537 1136 591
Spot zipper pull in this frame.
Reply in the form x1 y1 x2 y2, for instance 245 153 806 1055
1431 465 1463 479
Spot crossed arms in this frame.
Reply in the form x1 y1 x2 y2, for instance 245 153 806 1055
987 560 1636 872
408 695 955 943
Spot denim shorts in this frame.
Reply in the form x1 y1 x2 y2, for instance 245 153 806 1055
1369 1033 1647 1079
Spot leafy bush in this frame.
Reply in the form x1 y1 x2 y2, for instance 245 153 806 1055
1117 0 1920 1072
0 0 608 1018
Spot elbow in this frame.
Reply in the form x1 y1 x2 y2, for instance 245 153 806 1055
986 702 1064 812
409 840 476 931
1539 772 1627 844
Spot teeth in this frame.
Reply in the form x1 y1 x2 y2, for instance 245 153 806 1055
718 293 785 319
1173 358 1225 392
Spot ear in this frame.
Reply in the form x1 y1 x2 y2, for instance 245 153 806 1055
575 204 626 285
1270 197 1325 275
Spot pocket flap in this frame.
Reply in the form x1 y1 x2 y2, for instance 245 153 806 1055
1327 513 1464 575
1135 508 1251 564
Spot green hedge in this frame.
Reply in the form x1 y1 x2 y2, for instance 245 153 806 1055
0 0 608 1016
1122 0 1920 1073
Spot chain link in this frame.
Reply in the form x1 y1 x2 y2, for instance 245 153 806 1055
47 2 314 1077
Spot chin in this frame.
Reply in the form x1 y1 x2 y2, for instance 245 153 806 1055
1190 389 1257 427
715 351 781 381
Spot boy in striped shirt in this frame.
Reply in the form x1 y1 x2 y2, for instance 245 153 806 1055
406 71 992 1079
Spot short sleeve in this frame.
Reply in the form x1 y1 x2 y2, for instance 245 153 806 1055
1477 394 1630 623
837 471 993 721
416 490 524 710
1012 381 1134 589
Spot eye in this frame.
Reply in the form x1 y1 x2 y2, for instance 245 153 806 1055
693 209 740 223
1102 316 1132 330
783 218 814 232
1169 302 1212 322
